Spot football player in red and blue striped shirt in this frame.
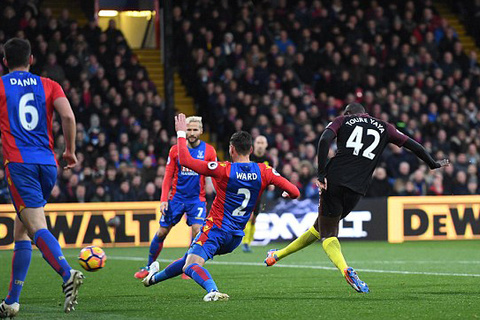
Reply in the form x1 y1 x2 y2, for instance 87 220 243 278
0 38 83 318
142 114 300 301
134 116 217 279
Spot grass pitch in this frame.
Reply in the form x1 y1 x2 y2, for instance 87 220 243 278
0 241 479 319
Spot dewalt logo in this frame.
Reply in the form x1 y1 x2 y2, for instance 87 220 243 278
388 196 480 243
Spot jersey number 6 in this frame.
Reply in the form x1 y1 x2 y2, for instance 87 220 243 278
19 93 39 131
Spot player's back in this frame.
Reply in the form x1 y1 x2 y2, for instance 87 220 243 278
0 71 60 165
326 113 406 195
209 162 265 235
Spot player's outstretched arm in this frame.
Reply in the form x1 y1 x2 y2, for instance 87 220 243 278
175 114 223 178
53 96 77 169
267 168 300 199
402 138 450 169
160 147 176 202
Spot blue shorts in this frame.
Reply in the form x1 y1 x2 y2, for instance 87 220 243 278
187 225 243 261
6 163 57 214
160 200 207 227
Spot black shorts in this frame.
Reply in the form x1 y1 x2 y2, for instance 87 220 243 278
319 184 362 220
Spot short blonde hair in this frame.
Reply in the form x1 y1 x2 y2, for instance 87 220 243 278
186 116 203 129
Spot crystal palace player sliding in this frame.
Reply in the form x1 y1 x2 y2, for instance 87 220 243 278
134 116 216 280
0 38 84 318
265 103 449 293
142 114 300 301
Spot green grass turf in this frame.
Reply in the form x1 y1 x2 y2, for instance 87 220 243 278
0 241 479 319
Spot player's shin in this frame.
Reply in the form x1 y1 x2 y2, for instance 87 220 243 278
148 234 165 265
184 263 218 293
322 237 348 274
242 221 253 245
34 229 72 282
5 241 32 304
247 223 256 244
152 255 187 284
276 226 320 260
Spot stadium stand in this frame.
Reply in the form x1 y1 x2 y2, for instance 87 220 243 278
0 0 479 204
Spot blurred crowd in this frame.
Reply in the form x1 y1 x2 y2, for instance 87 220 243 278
173 0 480 198
0 0 168 203
0 0 479 205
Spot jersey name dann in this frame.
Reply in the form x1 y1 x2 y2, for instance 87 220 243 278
9 77 38 86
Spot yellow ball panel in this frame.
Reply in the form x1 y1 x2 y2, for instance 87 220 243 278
78 259 89 270
88 256 102 270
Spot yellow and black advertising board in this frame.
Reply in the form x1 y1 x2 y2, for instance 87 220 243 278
388 196 480 243
0 202 191 250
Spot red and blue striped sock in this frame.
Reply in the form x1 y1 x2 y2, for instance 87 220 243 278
148 234 165 266
184 263 218 293
5 241 32 304
153 254 186 283
34 229 72 283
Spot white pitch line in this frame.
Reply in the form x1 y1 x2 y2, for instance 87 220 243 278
104 255 480 278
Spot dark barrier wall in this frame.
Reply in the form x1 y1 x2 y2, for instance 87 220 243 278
2 196 477 249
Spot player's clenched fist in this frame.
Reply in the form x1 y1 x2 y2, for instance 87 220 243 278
159 201 168 215
175 113 187 132
63 151 78 170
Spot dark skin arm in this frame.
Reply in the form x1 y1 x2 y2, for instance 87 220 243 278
402 138 450 169
316 129 336 192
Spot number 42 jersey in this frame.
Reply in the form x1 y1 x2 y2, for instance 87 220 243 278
325 113 408 195
177 136 300 236
0 71 64 166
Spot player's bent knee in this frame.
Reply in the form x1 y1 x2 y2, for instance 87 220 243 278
182 263 190 273
156 227 170 238
191 225 202 236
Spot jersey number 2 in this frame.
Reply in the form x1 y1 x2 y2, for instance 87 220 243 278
346 126 380 160
232 188 251 216
19 93 39 131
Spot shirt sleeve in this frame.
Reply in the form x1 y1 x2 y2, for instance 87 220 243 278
264 165 300 199
50 79 66 101
160 146 176 202
206 144 217 161
325 116 345 136
386 123 408 147
178 137 225 178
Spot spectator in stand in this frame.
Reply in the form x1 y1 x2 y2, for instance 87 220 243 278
366 167 391 197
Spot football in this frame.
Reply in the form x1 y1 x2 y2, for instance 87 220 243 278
78 246 107 272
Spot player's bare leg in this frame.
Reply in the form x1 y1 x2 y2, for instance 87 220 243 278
135 226 172 279
19 208 84 312
191 224 202 238
1 216 31 318
264 217 320 266
319 215 369 293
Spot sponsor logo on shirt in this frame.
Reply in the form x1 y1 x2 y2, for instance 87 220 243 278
181 166 199 176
